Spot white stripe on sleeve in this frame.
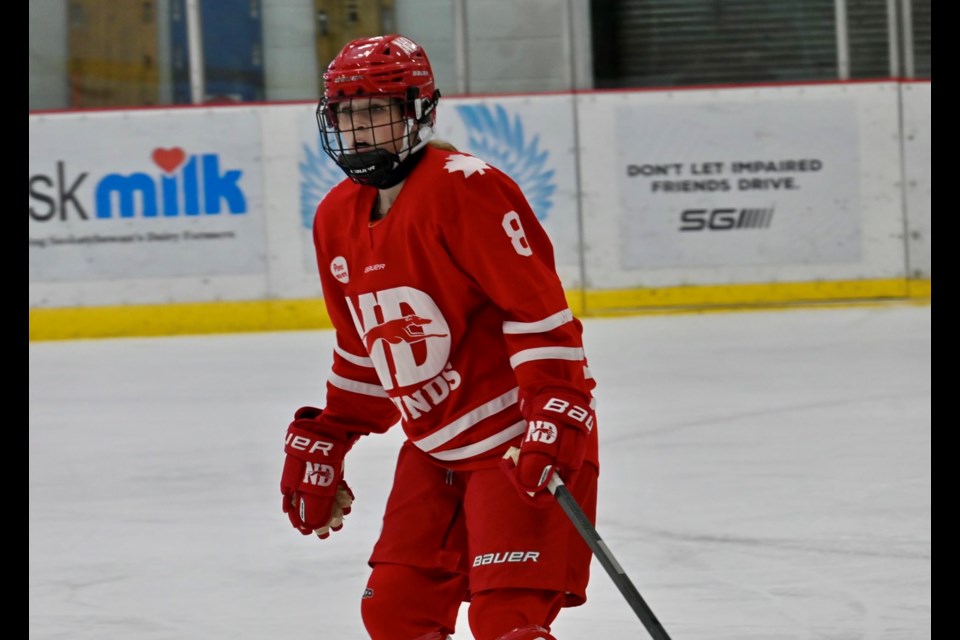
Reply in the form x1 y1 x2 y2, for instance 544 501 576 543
412 387 519 452
328 373 389 398
428 421 527 461
509 346 584 369
502 309 573 334
334 345 374 367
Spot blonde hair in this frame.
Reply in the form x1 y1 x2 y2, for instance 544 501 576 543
428 139 459 152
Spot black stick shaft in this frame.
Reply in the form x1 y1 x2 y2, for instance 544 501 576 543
552 483 673 640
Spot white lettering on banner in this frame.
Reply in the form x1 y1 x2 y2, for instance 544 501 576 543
472 551 541 567
347 287 451 390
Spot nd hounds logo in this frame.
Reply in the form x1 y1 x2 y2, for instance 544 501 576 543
303 462 335 487
525 420 558 444
347 287 451 391
362 315 447 351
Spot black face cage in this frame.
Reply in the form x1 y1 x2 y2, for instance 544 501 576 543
316 97 409 164
317 89 440 159
315 88 440 187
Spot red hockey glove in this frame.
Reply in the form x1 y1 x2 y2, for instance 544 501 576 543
504 389 594 497
280 407 354 538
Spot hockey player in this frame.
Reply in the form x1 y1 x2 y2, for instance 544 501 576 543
279 34 599 640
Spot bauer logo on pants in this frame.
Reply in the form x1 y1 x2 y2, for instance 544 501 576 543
473 551 541 567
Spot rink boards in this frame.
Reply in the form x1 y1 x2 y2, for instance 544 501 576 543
28 80 931 340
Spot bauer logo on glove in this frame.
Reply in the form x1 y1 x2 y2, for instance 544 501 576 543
541 395 594 428
285 432 335 456
280 407 357 538
503 390 595 499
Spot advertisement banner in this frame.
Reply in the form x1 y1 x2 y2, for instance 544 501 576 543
29 110 266 281
616 99 862 269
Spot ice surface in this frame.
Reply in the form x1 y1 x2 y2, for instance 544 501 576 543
29 304 931 639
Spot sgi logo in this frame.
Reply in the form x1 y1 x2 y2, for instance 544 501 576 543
679 208 774 231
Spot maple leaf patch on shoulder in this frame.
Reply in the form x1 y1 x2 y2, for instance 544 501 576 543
443 154 490 178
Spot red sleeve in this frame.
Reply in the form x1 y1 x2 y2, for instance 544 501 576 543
312 204 400 437
441 163 595 406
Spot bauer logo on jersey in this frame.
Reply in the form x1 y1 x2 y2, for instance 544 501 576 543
525 420 558 444
303 462 335 487
330 256 349 283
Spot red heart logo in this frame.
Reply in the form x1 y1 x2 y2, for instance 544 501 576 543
152 147 186 173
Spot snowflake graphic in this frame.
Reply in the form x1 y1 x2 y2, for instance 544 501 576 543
299 136 344 229
454 104 556 221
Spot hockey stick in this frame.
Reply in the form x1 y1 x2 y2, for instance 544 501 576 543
505 447 673 640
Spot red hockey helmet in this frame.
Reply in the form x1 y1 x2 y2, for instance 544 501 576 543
322 34 438 123
317 34 441 187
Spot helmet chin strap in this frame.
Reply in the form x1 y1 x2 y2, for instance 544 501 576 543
397 119 435 163
359 120 434 188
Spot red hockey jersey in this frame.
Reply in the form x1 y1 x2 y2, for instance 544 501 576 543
311 145 598 471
